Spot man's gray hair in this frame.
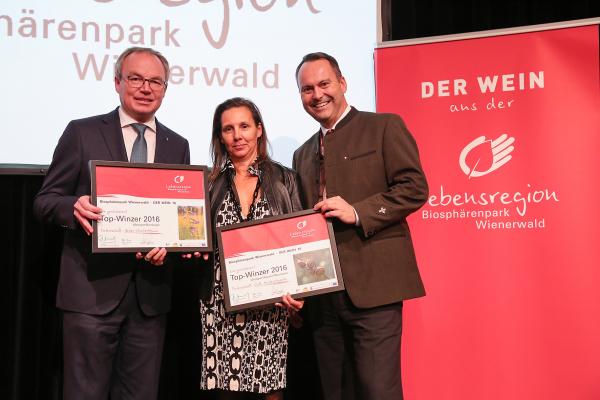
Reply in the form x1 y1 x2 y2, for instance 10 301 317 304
114 47 170 82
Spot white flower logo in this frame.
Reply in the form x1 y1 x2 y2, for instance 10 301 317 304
459 134 515 179
296 220 307 230
174 175 185 184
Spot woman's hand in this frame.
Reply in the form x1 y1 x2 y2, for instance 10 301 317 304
181 252 210 261
136 247 167 266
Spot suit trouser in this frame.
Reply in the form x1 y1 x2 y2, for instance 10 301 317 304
313 291 403 400
62 280 166 400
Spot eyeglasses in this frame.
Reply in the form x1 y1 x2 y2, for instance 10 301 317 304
125 75 166 91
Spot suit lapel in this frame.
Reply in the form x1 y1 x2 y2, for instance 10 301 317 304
100 108 128 161
302 108 357 206
305 131 321 206
154 120 170 164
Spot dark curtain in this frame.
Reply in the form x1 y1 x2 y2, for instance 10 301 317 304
387 0 599 41
3 172 62 400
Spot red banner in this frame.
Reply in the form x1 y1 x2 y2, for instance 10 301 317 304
375 25 600 400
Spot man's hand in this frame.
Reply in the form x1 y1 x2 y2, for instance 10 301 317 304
136 247 167 266
74 195 102 235
314 196 356 225
276 294 305 328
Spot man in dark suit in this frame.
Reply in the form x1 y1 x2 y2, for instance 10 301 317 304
290 52 429 400
33 47 190 400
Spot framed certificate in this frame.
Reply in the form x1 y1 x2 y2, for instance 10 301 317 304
91 161 212 253
217 209 344 312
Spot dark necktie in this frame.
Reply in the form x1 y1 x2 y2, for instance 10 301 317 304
130 123 147 163
319 129 334 201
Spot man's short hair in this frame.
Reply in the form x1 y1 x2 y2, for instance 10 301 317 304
295 52 343 82
114 47 170 81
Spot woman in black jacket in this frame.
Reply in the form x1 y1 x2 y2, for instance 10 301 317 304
199 97 303 400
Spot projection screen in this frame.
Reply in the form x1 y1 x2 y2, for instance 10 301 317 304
0 0 377 167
